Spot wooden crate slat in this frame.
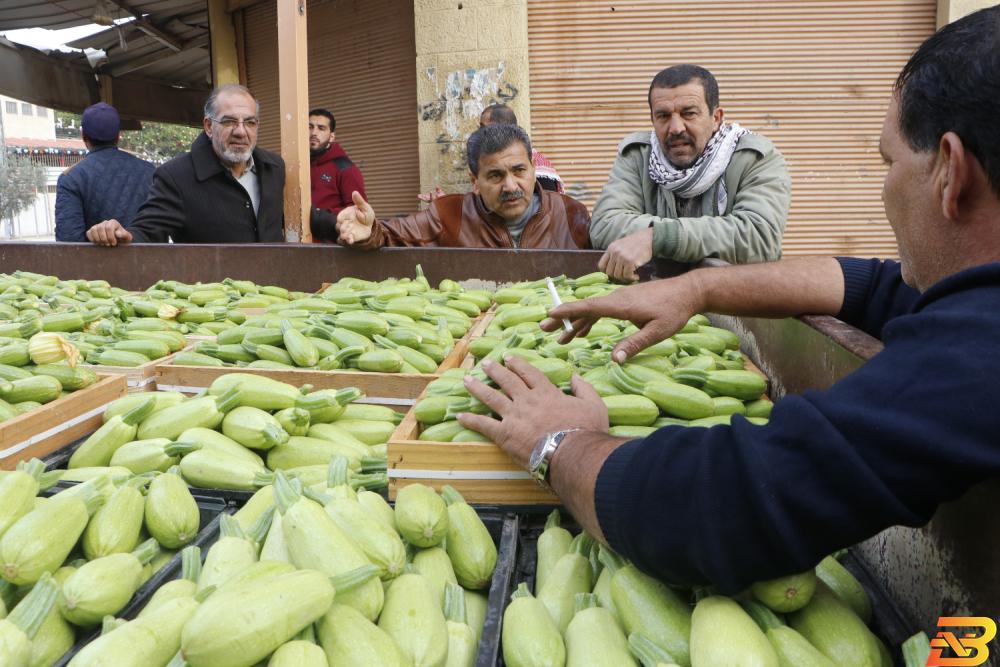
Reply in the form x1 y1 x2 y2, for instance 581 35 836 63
80 348 185 393
0 374 128 469
154 364 434 400
389 478 558 504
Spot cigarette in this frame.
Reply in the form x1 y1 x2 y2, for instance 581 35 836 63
546 278 574 333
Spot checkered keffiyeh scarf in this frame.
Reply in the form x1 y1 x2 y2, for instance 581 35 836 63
648 122 749 212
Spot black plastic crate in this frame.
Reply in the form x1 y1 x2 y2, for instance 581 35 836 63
50 495 233 667
503 509 918 667
47 494 516 667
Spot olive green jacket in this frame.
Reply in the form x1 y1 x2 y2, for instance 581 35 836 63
590 131 791 264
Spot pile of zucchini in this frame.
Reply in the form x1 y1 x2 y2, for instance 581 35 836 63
176 269 491 372
0 333 103 422
502 511 931 667
1 462 500 666
416 273 771 442
45 372 395 492
0 461 205 667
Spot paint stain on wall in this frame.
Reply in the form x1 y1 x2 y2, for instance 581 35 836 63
418 61 520 185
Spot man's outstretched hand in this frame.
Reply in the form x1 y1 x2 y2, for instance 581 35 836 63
540 276 703 363
336 191 376 245
457 356 609 468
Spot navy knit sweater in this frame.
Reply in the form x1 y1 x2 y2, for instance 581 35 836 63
595 257 1000 593
55 146 154 242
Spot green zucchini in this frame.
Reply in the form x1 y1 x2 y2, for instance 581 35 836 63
169 444 269 492
814 555 872 624
137 387 241 440
378 572 449 667
395 483 449 548
566 593 637 666
274 407 311 436
412 547 458 608
198 514 261 593
443 582 477 667
538 534 594 634
690 596 778 666
502 583 566 667
601 547 692 667
268 639 328 667
59 538 159 626
442 485 496 590
109 437 177 474
82 478 146 559
274 472 384 621
0 460 45 541
751 569 817 613
0 484 102 585
317 601 410 667
69 396 155 468
102 391 185 423
536 510 573 594
140 545 202 616
222 405 290 450
788 584 881 667
174 427 265 467
0 573 59 667
310 461 405 580
144 467 200 549
181 567 335 667
741 600 838 667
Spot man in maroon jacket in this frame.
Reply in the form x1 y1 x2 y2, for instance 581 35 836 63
308 108 366 242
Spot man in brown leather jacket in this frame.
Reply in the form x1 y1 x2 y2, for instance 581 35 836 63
336 124 591 249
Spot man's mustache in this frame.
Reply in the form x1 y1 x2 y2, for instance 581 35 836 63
500 190 525 202
667 132 694 147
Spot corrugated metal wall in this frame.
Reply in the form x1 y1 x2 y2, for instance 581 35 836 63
243 0 419 217
527 0 936 257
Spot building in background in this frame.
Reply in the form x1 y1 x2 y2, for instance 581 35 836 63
1 94 86 240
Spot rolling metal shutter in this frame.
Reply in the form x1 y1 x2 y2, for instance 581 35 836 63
244 0 419 218
527 0 936 257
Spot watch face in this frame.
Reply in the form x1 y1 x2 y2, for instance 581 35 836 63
529 446 544 471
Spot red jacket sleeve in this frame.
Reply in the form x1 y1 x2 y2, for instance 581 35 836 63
335 166 367 217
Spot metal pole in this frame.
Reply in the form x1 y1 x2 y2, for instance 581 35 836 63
0 99 7 165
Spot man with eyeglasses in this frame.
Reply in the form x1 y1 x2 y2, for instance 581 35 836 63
86 84 285 245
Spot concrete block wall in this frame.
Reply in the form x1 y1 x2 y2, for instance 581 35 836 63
414 0 531 196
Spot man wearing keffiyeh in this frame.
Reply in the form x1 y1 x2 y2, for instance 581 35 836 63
590 65 791 281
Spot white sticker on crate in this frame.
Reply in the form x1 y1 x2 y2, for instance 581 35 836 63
388 469 532 480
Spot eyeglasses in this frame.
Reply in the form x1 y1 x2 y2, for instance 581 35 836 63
209 116 260 131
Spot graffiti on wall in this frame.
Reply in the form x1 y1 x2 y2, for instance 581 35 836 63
419 61 519 185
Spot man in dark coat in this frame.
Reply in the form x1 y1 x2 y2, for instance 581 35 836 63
85 84 285 245
54 102 154 241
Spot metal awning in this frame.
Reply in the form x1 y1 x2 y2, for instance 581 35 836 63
0 0 211 124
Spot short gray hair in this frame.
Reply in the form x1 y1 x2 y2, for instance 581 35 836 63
466 124 533 174
204 84 260 119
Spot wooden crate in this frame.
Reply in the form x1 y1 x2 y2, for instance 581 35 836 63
386 386 559 504
80 349 186 393
0 374 128 470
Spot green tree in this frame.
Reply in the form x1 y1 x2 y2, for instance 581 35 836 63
0 155 46 228
119 122 199 164
56 111 198 164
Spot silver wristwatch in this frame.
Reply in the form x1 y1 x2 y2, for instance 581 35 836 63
528 428 582 489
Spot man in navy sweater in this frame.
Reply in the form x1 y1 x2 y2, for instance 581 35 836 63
457 6 1000 594
54 103 154 242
